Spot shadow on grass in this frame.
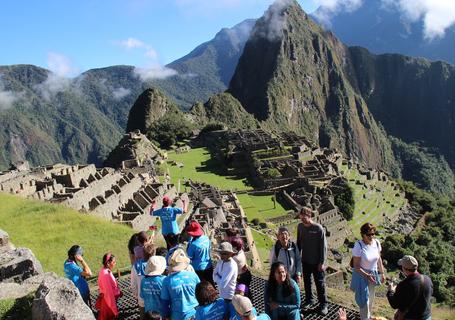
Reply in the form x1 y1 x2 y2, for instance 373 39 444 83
1 294 33 320
195 153 255 188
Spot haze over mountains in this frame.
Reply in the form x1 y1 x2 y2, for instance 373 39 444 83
311 0 455 64
1 0 454 196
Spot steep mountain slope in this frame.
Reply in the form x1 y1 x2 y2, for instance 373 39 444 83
0 65 122 169
312 0 455 64
347 47 455 169
229 0 398 172
0 20 253 169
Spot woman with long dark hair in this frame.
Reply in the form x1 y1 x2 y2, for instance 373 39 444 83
264 262 301 320
96 253 122 320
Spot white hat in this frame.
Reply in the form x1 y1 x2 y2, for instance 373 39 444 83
145 256 166 276
232 294 253 317
168 248 191 272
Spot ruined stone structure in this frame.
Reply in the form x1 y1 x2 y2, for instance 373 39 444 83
0 161 188 231
186 181 262 269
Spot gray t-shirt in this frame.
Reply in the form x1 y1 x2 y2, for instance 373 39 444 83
296 222 327 265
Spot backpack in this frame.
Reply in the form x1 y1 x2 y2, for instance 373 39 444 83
274 240 297 259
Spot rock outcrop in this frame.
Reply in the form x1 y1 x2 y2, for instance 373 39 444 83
32 273 95 320
0 247 43 283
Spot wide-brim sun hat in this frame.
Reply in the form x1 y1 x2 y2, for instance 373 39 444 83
146 255 166 276
168 248 191 272
186 220 204 237
232 294 253 317
215 241 236 254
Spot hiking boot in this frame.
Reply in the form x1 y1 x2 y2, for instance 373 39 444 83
319 304 328 316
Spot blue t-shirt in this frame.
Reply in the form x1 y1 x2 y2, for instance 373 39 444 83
187 235 212 271
63 260 89 297
161 270 200 320
152 206 183 235
195 298 227 320
133 258 147 276
256 314 272 320
228 303 257 320
140 275 165 314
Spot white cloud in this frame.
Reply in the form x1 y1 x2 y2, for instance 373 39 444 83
119 37 147 50
0 90 20 110
313 0 363 27
134 66 178 81
0 76 24 110
112 87 131 100
382 0 455 40
46 52 79 77
145 48 158 59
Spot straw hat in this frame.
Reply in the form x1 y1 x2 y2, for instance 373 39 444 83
145 256 166 276
168 248 191 272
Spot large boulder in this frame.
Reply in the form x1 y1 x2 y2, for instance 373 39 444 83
0 247 43 283
32 273 95 320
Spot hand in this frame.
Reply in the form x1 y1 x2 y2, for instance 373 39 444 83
380 273 386 284
75 254 84 263
367 274 376 284
338 308 347 320
317 263 326 272
270 301 279 310
388 282 397 292
296 275 301 283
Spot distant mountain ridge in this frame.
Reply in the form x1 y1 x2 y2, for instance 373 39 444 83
311 0 455 64
0 20 254 170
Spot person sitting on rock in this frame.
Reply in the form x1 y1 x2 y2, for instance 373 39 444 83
64 245 92 306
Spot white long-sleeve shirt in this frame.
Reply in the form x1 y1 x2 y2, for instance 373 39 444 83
213 258 238 300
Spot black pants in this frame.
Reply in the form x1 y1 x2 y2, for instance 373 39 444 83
196 266 214 286
238 269 252 299
302 262 327 305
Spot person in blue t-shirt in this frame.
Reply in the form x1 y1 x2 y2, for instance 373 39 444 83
186 220 214 285
63 245 92 306
194 280 227 320
161 248 200 320
151 196 186 249
140 255 166 318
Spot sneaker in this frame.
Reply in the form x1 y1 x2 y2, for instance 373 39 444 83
319 304 328 316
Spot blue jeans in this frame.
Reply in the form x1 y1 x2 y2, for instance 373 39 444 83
302 262 327 305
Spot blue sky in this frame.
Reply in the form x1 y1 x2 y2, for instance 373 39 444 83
0 0 319 74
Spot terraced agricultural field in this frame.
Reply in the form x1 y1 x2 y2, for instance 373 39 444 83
340 164 407 233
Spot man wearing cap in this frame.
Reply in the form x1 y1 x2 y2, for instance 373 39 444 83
269 226 302 282
161 248 200 320
151 195 186 249
387 255 433 320
64 245 92 306
232 295 271 320
140 255 166 318
213 242 238 301
296 206 328 315
186 220 214 284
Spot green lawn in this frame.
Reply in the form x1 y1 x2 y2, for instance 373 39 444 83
164 147 252 191
251 228 274 270
0 192 137 275
236 193 288 221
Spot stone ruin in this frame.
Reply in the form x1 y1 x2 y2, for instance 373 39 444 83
0 161 189 231
185 181 262 269
0 229 94 319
